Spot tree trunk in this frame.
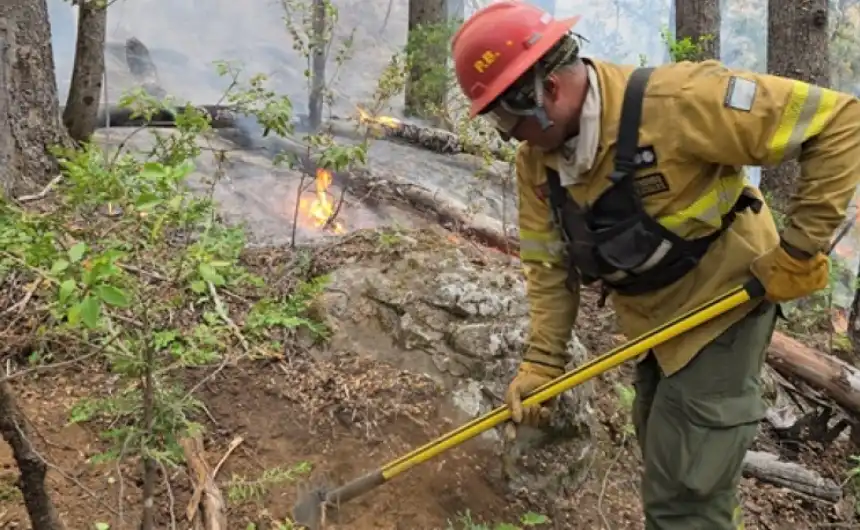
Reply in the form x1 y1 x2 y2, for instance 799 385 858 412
0 380 66 530
674 0 721 60
308 0 327 132
62 0 107 143
405 0 448 123
761 0 830 211
0 0 71 197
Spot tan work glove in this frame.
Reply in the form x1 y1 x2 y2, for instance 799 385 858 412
504 361 563 429
750 240 830 303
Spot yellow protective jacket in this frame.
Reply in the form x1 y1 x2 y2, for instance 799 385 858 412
517 58 860 376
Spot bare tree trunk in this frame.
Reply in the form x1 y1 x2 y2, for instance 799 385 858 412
0 380 65 530
0 0 71 197
308 0 326 132
674 0 721 60
761 0 830 211
62 0 107 143
405 0 448 122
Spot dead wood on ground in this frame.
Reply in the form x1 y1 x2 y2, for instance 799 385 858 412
180 434 227 530
742 450 841 502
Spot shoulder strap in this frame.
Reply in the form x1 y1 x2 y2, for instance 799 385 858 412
613 67 655 176
546 167 566 231
546 66 655 212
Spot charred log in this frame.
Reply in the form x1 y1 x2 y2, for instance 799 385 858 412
742 450 841 502
343 166 519 256
87 104 239 129
768 331 860 417
361 119 512 161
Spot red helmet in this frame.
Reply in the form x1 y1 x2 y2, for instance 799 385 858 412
452 2 581 118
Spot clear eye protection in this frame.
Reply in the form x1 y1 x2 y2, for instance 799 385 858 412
481 65 554 141
483 109 523 140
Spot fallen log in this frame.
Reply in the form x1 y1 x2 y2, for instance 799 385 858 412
356 112 513 162
180 434 227 530
768 331 860 417
742 450 841 502
90 105 239 129
344 166 520 257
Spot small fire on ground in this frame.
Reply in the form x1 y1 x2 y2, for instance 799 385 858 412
356 106 400 130
297 168 345 234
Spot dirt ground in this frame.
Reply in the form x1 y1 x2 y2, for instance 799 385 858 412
0 289 858 530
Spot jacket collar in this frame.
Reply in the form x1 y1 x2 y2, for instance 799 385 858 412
555 59 602 185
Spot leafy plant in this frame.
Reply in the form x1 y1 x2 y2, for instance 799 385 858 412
447 509 550 530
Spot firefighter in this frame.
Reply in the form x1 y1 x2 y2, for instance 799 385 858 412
451 2 860 529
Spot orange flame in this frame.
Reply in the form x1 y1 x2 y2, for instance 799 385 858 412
356 106 401 129
298 168 345 234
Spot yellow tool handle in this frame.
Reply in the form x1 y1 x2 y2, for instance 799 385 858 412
319 278 764 508
380 277 765 479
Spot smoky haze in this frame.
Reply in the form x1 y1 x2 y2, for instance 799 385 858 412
46 0 857 311
48 0 770 113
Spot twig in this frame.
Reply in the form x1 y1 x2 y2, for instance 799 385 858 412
158 460 178 530
597 441 628 529
3 279 42 314
119 263 168 281
114 413 135 525
14 175 64 203
207 281 249 352
2 330 122 382
183 354 232 403
212 436 244 479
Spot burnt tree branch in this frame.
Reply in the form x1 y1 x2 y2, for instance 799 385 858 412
0 379 65 530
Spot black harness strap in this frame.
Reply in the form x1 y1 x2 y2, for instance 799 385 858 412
544 66 759 299
612 67 655 176
547 67 654 225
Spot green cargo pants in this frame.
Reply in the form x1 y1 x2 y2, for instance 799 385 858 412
632 300 778 530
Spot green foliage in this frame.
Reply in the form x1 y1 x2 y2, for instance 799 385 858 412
613 382 637 439
447 510 550 530
226 461 313 505
2 55 334 490
660 27 715 63
403 18 461 121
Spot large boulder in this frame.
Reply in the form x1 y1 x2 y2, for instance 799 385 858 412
311 229 596 503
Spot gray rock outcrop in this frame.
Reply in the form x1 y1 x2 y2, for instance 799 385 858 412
312 230 596 503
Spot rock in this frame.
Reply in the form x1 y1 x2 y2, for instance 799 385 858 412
312 230 596 505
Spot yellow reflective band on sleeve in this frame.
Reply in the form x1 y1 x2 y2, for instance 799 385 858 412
657 172 748 236
767 81 839 164
520 229 566 264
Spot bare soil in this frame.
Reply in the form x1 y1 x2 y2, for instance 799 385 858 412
0 281 857 530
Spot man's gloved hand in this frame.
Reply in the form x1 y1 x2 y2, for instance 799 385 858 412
504 361 564 429
750 239 830 303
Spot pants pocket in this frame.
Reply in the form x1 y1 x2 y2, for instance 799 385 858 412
677 390 764 497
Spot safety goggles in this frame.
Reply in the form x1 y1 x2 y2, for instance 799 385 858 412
481 66 549 139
